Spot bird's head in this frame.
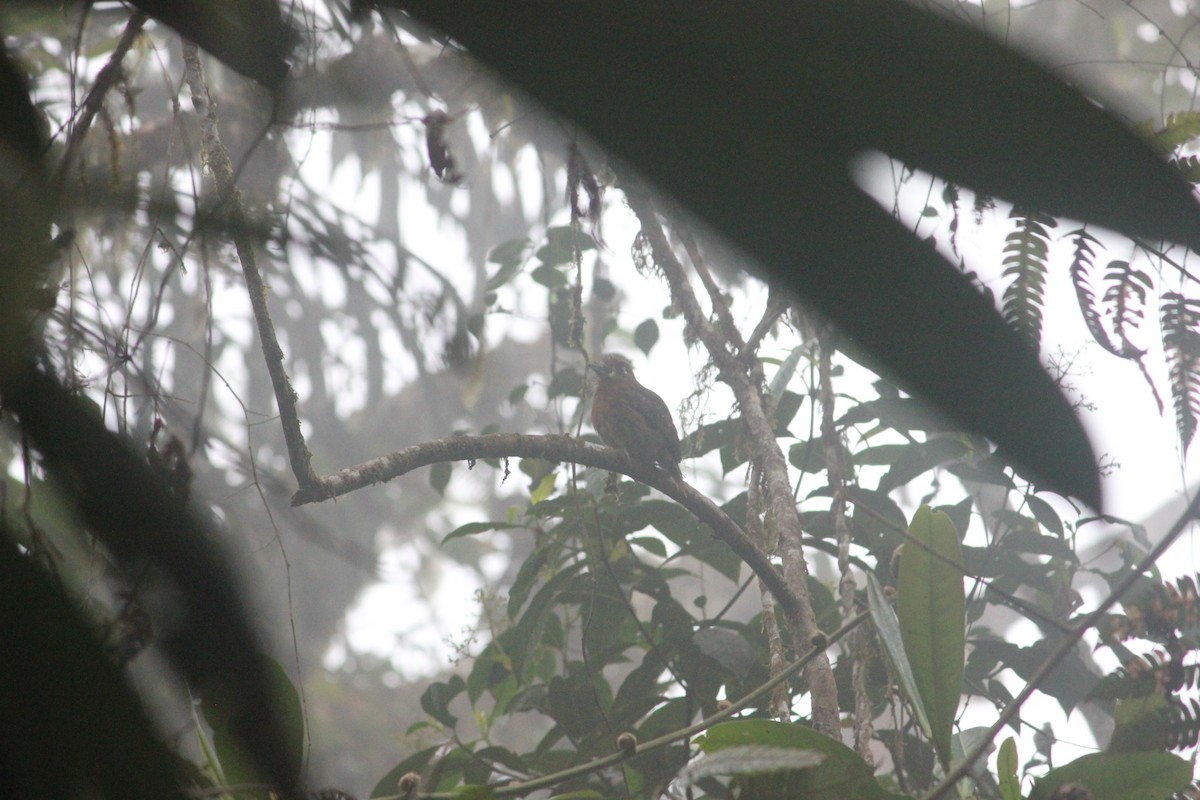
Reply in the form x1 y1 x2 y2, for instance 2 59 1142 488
588 353 636 382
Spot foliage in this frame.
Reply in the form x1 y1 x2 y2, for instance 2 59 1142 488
4 3 1200 800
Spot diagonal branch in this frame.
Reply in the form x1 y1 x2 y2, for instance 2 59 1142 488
923 489 1200 800
52 11 148 195
180 43 317 489
290 431 802 622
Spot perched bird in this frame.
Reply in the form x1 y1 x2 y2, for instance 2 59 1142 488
588 353 683 479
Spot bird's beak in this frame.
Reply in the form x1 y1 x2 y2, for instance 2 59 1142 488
588 363 605 376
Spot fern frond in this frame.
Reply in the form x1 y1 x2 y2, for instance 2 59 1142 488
1171 154 1200 183
1167 697 1200 751
1001 206 1055 349
1088 258 1165 412
1162 292 1200 451
1148 111 1200 153
1102 261 1151 354
943 182 961 256
1068 229 1122 356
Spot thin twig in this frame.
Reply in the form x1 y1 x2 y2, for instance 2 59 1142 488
52 11 148 194
180 43 317 488
673 215 745 353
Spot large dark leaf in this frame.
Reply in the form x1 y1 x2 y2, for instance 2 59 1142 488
129 0 294 87
0 537 185 800
387 2 1200 509
0 363 301 798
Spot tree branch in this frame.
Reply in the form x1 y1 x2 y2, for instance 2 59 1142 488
290 431 802 621
52 12 148 194
621 176 841 736
181 43 317 489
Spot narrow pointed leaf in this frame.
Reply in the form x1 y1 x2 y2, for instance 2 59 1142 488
896 506 965 769
867 573 933 740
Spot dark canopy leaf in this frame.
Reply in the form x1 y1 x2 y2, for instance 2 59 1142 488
387 1 1200 509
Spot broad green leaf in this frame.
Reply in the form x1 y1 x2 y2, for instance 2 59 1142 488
442 521 519 544
772 390 804 436
997 737 1021 800
695 720 911 800
1029 752 1191 800
489 236 532 263
866 573 932 740
485 247 528 291
420 675 466 729
896 505 965 769
876 437 969 494
202 655 304 791
1025 494 1064 536
768 345 806 401
530 472 556 504
369 744 440 798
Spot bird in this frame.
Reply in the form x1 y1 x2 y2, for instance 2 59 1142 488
588 353 682 480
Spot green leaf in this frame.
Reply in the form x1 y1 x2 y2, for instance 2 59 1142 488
420 675 466 728
488 236 532 265
896 505 965 769
629 535 667 556
772 389 804 436
876 437 969 494
531 262 568 288
442 521 519 544
530 472 557 504
866 574 932 741
370 745 440 798
634 318 659 354
201 654 305 791
1029 752 1191 800
966 638 1097 713
695 720 910 799
1025 495 1064 537
997 737 1021 800
485 239 530 290
676 745 825 789
430 461 452 495
768 345 805 400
